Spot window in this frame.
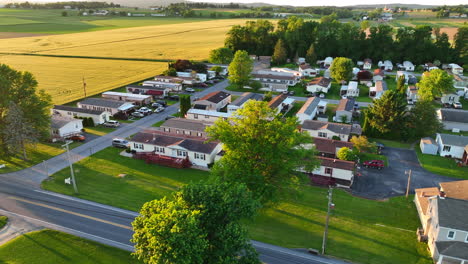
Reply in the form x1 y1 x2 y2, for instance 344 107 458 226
177 150 187 157
443 145 451 152
325 168 333 174
318 132 327 138
134 143 144 150
205 115 209 118
194 114 198 119
194 153 206 160
176 130 180 134
197 132 202 137
447 230 456 239
155 146 165 153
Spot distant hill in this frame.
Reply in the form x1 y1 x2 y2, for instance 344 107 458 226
0 0 186 7
348 3 439 9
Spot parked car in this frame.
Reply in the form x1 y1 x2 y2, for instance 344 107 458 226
103 120 120 128
319 93 325 98
131 112 145 118
138 107 152 115
68 134 85 142
453 102 463 109
363 160 385 170
152 102 162 108
156 100 167 107
112 138 129 148
186 88 195 93
154 107 165 113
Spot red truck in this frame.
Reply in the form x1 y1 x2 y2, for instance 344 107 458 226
363 160 385 170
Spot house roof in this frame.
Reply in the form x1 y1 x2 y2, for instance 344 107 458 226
374 80 387 92
438 109 468 123
437 133 468 147
439 180 468 200
252 73 296 81
420 137 437 146
53 105 105 115
187 109 231 118
302 120 362 135
160 118 209 133
193 104 208 110
198 91 231 104
308 77 331 87
317 156 355 171
408 86 417 94
231 92 263 107
51 116 81 129
79 98 128 109
127 84 169 91
374 69 384 76
336 98 355 112
437 197 468 230
102 91 151 100
364 58 372 63
297 97 320 116
268 94 288 109
415 187 440 215
435 241 468 260
299 63 311 70
313 137 354 154
131 130 219 154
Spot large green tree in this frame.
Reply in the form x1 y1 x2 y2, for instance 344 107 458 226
417 69 454 101
0 64 51 157
228 50 253 88
132 181 260 264
408 101 443 139
206 100 319 202
209 47 234 64
271 39 287 65
329 57 353 82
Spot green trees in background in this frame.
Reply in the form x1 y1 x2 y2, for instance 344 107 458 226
209 47 234 64
417 69 454 101
271 39 287 65
330 57 353 83
228 50 253 89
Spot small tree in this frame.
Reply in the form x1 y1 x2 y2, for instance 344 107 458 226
305 43 317 64
249 80 262 91
350 135 377 153
62 11 68 16
396 75 406 94
163 67 177 76
87 117 95 127
330 57 353 82
179 94 191 117
418 69 454 101
209 47 234 64
366 90 407 137
272 39 287 65
337 147 357 161
210 66 223 75
263 91 273 102
228 50 253 89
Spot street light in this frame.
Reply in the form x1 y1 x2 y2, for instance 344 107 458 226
321 186 334 255
62 140 78 194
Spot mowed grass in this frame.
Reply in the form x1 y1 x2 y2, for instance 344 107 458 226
0 19 250 60
43 147 432 264
0 55 167 104
0 229 141 264
416 146 468 180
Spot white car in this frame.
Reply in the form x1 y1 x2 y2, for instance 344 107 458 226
138 107 152 115
131 112 145 118
154 107 165 113
186 88 195 93
453 102 462 109
103 120 120 128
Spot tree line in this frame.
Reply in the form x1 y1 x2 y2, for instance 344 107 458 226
224 16 466 66
5 1 120 9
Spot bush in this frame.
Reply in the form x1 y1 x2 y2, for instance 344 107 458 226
332 135 341 141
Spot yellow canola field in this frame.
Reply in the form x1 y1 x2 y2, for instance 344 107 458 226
0 55 167 104
0 19 248 60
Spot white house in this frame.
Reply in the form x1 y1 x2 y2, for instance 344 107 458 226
271 67 302 78
296 97 321 124
424 63 439 71
205 64 229 76
373 69 385 82
50 116 83 139
363 58 372 70
102 92 152 106
378 60 393 71
435 133 468 159
177 72 207 82
252 70 298 92
154 75 198 85
140 81 182 92
159 118 210 138
268 94 295 115
306 77 332 93
323 57 333 68
53 105 110 125
396 71 417 85
402 61 415 71
298 64 318 77
78 98 134 115
192 91 231 111
407 86 419 105
227 92 263 114
340 81 359 98
129 129 222 168
370 80 387 99
420 137 438 155
437 109 468 131
335 98 356 123
186 109 231 123
301 120 362 141
441 93 460 105
449 63 463 75
305 156 356 188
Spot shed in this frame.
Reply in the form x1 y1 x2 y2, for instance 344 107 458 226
420 137 438 155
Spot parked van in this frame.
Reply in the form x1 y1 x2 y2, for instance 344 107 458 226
112 138 129 148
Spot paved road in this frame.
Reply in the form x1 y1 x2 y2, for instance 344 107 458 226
351 147 456 199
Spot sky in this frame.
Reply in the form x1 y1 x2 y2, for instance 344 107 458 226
193 0 467 6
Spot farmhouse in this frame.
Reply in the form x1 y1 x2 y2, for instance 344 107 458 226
193 91 231 111
296 97 321 124
186 109 230 123
227 92 263 114
437 109 468 131
306 156 356 188
298 64 318 77
301 120 362 141
335 98 356 123
312 137 354 158
53 105 110 125
306 77 332 94
363 58 372 70
129 129 221 168
435 133 468 159
50 115 83 139
159 118 210 138
268 94 295 114
102 92 152 106
340 81 359 98
78 98 134 115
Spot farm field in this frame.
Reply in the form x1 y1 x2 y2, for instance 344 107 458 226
0 19 248 61
0 55 167 104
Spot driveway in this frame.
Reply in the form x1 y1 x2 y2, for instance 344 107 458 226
351 147 456 199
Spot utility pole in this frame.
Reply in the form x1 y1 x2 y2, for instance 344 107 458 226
62 141 78 193
405 169 412 198
82 76 87 98
322 186 334 255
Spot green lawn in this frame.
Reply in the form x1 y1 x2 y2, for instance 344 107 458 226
0 141 81 173
416 146 468 180
356 84 372 103
0 229 141 264
84 125 115 136
0 216 7 229
284 101 305 117
43 147 432 264
152 120 165 127
369 138 413 149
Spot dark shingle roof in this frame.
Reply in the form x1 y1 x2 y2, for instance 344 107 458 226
438 133 468 147
131 130 218 154
198 91 231 104
79 98 127 109
54 105 105 115
336 98 355 112
51 116 80 129
318 156 355 171
268 94 288 109
308 77 331 87
252 73 296 81
302 120 362 135
439 109 468 123
160 118 209 133
437 197 468 230
231 92 264 107
313 137 354 154
436 241 468 260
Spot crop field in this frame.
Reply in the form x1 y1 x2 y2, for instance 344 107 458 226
0 55 167 104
